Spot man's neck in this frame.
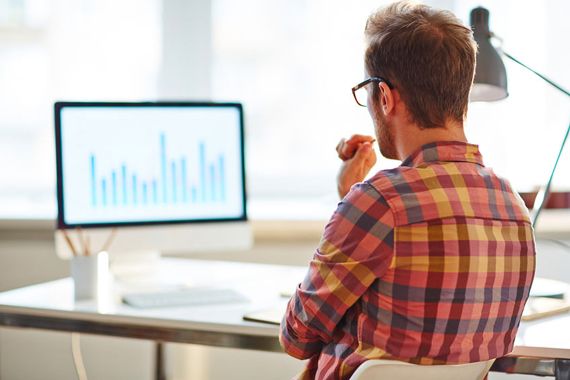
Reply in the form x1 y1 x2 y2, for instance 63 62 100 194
395 119 467 161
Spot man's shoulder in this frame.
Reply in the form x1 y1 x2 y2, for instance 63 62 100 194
363 164 531 226
365 166 415 198
364 162 511 198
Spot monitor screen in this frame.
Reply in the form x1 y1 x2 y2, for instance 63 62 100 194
55 102 246 228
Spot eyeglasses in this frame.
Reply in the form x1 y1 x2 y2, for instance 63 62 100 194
351 77 394 107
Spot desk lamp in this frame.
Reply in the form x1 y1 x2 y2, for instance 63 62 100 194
469 6 570 229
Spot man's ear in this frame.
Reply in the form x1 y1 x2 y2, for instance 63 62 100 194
378 82 395 116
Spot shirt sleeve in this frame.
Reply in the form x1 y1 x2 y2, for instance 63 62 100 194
279 182 395 360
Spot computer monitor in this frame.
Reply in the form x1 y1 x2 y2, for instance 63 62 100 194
54 101 252 260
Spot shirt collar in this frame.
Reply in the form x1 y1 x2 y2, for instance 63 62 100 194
401 141 484 167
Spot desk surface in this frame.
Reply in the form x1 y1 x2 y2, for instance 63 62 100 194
1 258 570 373
0 258 306 351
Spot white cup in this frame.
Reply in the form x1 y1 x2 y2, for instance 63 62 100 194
71 251 109 301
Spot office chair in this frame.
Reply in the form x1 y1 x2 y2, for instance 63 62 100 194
349 359 495 380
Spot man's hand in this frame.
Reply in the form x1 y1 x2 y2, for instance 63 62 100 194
336 135 377 199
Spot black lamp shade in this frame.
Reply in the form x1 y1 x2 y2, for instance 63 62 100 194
470 7 508 102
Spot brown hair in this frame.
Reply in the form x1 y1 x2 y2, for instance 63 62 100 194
365 1 477 129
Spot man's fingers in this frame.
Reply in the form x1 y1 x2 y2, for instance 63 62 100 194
337 139 354 161
337 142 377 199
337 138 360 161
337 135 376 161
336 138 347 157
366 147 378 167
353 142 372 159
354 142 377 167
342 135 375 159
341 143 358 161
346 134 375 146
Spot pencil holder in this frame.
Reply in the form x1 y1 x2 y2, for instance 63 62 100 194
71 251 109 301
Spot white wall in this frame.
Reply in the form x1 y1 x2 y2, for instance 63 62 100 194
158 0 212 100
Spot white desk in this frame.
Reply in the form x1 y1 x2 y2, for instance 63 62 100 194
1 258 569 379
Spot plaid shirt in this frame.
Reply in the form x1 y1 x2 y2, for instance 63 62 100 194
280 141 535 380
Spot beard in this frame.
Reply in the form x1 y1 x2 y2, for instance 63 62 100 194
372 105 398 160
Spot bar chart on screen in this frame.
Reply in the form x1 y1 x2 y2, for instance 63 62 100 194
60 105 244 225
89 133 227 209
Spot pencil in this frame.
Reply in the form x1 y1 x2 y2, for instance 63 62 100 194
85 234 91 257
62 229 78 257
76 227 88 256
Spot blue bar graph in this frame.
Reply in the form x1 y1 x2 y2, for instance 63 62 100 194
199 142 206 202
181 158 187 202
90 154 96 206
132 174 138 205
219 155 225 201
171 161 177 203
89 133 228 209
161 133 167 203
101 178 107 206
142 182 148 204
210 164 216 202
152 179 158 204
111 170 117 206
121 164 127 205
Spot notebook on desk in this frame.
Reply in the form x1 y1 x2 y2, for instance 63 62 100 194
243 306 286 325
522 297 570 321
242 286 294 324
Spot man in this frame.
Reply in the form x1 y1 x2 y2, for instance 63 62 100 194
280 2 535 379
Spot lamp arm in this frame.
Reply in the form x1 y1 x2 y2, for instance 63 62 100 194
502 51 570 97
485 38 570 228
531 120 570 228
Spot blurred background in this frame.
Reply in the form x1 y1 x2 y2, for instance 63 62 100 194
0 0 568 221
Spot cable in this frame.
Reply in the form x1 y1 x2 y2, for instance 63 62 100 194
69 230 116 380
71 333 88 380
503 51 570 97
490 33 570 229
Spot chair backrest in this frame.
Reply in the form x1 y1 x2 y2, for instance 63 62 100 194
349 359 495 380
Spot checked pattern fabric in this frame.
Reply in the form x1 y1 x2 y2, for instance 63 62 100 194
280 141 535 380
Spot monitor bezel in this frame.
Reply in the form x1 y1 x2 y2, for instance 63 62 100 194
55 101 248 229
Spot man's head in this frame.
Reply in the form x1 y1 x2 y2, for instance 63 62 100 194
364 1 477 158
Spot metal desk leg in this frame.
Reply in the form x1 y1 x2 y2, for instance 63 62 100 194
556 359 570 380
155 341 166 380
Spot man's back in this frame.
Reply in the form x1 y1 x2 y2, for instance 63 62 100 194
280 3 536 379
280 142 535 379
362 141 535 362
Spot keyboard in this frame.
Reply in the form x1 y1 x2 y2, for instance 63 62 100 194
122 287 248 308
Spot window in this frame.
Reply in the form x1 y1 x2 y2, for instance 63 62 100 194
0 0 568 220
212 0 399 218
0 0 161 218
211 0 570 219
